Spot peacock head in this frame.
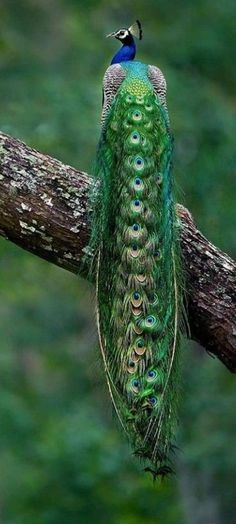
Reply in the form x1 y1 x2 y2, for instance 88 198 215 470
106 20 142 45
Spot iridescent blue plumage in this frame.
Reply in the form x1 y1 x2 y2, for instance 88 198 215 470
111 39 136 65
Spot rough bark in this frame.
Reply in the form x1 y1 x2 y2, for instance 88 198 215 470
0 132 235 371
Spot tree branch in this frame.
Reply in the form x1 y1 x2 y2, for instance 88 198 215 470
0 132 235 372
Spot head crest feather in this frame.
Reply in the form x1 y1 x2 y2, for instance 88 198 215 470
129 20 142 40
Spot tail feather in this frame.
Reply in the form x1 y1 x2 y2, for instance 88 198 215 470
89 70 183 477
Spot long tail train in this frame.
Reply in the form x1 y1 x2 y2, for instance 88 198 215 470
89 60 183 476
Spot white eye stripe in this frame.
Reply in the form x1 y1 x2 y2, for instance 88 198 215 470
117 29 128 39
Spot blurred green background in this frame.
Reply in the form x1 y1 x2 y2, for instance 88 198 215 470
0 1 235 523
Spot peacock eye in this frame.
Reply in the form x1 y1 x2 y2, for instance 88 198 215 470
146 315 155 325
126 95 133 104
154 249 161 259
132 110 142 122
127 361 137 374
147 369 157 382
133 177 144 191
149 292 158 306
131 291 142 309
131 378 140 393
142 314 159 333
129 222 141 238
134 156 145 171
131 198 143 213
136 95 144 105
156 173 163 185
130 131 140 144
134 338 146 356
137 338 144 347
148 395 158 407
145 103 153 112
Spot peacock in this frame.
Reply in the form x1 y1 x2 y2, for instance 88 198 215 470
89 21 183 478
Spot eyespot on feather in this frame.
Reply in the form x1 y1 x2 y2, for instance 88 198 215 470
149 292 159 306
132 109 142 122
131 177 144 193
146 315 156 325
129 131 140 145
126 94 133 104
148 395 158 407
136 95 145 105
154 249 162 260
127 361 137 374
131 291 143 308
146 369 158 382
145 103 154 112
131 378 140 393
133 156 145 171
134 338 146 355
140 314 159 332
129 223 141 238
130 199 143 213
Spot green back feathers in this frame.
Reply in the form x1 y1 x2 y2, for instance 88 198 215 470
90 61 182 477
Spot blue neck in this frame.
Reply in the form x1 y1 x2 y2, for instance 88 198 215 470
111 40 136 65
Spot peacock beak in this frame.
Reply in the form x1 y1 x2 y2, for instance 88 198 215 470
106 31 116 38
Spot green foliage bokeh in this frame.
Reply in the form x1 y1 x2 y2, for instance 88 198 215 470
0 1 235 523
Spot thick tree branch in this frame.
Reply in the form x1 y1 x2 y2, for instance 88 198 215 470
0 132 235 371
